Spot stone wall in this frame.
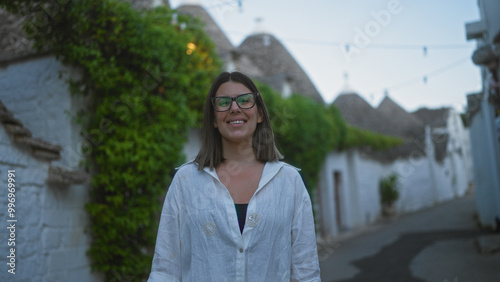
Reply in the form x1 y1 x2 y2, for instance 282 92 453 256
0 56 100 281
0 8 37 64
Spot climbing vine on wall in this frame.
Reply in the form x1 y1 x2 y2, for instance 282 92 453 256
1 0 221 280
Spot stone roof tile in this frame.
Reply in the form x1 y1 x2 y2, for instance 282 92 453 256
238 33 324 103
377 96 425 138
333 93 427 162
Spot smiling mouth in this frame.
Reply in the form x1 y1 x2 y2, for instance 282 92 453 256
228 120 245 124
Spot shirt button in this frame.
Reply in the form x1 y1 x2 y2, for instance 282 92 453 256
239 248 243 253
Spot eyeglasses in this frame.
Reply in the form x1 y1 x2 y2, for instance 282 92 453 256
211 93 258 112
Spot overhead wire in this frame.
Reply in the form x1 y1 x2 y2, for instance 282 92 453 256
225 30 472 50
384 57 470 92
190 0 475 107
223 27 473 96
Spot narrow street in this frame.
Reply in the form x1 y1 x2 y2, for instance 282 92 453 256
319 193 500 281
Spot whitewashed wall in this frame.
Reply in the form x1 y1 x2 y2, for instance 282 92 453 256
317 151 351 237
391 156 435 213
469 98 500 227
317 121 473 238
462 128 475 184
432 158 456 202
0 56 101 281
318 150 385 238
446 109 471 197
349 151 384 227
0 127 48 279
182 128 202 162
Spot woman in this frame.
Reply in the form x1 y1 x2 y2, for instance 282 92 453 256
148 72 320 281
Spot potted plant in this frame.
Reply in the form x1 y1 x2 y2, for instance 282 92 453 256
379 173 399 217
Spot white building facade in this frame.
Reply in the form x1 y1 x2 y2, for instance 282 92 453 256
465 0 500 229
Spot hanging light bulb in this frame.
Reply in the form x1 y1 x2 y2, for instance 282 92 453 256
238 0 243 13
186 42 196 55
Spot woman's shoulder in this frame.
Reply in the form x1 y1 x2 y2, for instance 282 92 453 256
269 161 309 197
265 161 302 180
173 160 202 179
175 159 198 171
279 161 301 172
269 160 300 173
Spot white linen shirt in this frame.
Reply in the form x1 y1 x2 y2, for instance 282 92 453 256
148 160 321 282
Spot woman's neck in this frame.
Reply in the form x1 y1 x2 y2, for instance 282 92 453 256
221 139 258 164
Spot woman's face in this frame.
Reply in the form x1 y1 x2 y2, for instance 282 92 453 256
213 81 263 146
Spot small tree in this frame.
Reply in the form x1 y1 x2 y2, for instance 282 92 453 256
379 173 399 215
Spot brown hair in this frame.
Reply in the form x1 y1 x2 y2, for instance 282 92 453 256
195 71 283 170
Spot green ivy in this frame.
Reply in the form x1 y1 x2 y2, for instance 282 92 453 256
2 0 221 280
258 82 402 192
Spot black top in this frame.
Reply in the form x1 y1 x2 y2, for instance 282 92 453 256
234 203 248 234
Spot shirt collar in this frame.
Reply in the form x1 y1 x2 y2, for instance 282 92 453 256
202 161 293 190
178 160 298 190
257 161 285 189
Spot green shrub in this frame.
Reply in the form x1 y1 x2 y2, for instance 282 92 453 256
379 173 400 206
343 126 403 150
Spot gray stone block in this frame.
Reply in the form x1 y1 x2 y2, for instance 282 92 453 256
42 228 65 251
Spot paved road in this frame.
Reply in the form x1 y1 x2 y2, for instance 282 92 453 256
319 194 500 282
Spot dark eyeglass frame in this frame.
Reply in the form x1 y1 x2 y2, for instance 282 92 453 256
211 92 259 112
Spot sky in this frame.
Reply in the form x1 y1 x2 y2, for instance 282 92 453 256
169 0 482 112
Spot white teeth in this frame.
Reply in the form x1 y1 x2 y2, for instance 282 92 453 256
229 120 244 124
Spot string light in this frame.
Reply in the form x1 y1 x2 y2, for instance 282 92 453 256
225 30 472 51
221 31 471 97
383 57 469 92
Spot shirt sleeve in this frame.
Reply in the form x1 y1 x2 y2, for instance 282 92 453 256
290 172 321 282
148 176 182 282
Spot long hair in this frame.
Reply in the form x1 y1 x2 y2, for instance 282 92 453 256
195 71 283 170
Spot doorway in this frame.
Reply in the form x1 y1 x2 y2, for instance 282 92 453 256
333 171 342 229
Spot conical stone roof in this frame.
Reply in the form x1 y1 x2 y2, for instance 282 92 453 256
0 9 36 63
413 107 450 128
377 96 425 138
238 33 324 103
333 92 392 135
334 93 431 162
